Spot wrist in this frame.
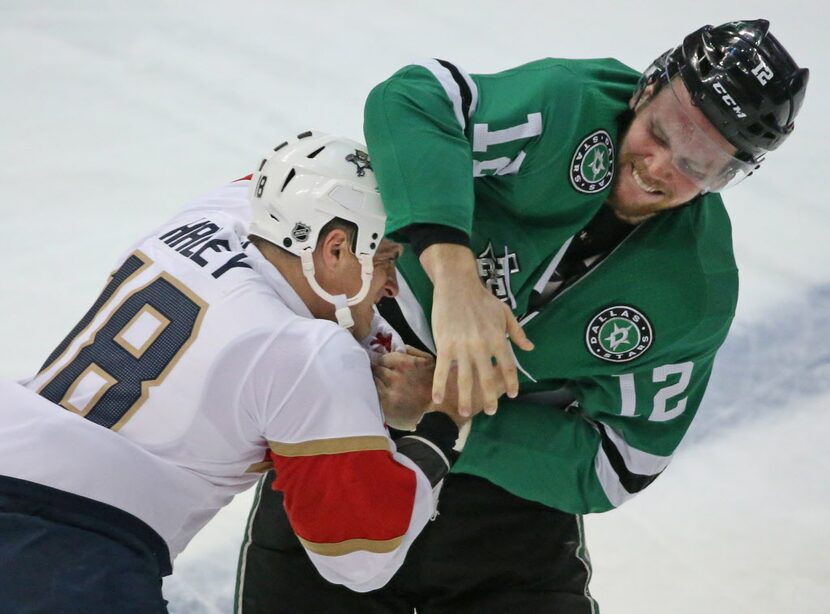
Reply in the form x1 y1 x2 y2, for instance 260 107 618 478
403 223 470 257
393 412 458 487
419 244 479 287
408 412 459 458
426 400 468 429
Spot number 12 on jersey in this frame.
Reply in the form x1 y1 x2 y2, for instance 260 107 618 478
615 361 694 422
472 113 542 177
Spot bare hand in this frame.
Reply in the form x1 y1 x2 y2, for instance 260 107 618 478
437 349 518 425
374 346 505 429
420 244 533 417
372 346 435 430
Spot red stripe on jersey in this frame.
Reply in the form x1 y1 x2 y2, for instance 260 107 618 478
270 449 416 548
234 174 253 182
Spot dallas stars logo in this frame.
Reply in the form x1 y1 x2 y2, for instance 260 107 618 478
476 241 520 304
585 305 653 363
604 321 633 351
570 129 614 194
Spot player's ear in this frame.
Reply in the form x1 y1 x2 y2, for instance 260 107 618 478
316 228 351 271
630 82 657 111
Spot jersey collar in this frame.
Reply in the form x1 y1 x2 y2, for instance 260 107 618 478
244 242 314 320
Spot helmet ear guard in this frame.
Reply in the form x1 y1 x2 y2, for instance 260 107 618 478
248 131 387 328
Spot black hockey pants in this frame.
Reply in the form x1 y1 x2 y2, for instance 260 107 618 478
235 472 598 614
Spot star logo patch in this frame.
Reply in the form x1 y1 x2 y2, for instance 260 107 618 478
585 305 653 363
570 130 614 194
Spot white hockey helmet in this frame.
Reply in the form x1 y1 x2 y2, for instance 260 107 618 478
249 131 387 328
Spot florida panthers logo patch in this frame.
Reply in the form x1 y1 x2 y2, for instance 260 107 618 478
346 150 372 177
570 130 614 194
585 305 653 363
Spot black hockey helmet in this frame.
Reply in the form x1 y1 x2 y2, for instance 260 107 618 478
638 19 809 163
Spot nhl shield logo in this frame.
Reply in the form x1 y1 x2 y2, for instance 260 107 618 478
585 305 653 363
291 222 312 242
570 130 614 194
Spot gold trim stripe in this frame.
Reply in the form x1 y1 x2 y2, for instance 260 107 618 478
114 304 170 359
244 460 273 474
60 363 117 416
268 436 390 458
299 535 404 556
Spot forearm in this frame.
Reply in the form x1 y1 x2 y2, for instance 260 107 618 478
363 67 476 237
264 334 455 591
392 412 458 486
454 399 670 514
271 416 457 592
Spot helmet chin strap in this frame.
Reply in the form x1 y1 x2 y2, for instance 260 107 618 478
299 251 374 329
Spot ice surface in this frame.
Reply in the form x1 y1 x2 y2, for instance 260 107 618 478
1 2 826 612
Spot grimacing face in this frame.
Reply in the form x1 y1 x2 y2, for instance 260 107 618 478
339 237 402 304
608 79 738 223
368 238 403 303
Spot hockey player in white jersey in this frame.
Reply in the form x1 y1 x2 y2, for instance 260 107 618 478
0 132 458 612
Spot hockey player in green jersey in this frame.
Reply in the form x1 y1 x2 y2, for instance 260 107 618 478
237 20 808 612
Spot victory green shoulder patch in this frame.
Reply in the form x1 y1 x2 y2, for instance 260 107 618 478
585 305 653 363
570 129 614 193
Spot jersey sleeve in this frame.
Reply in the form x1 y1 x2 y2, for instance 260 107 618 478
251 325 445 592
363 61 478 239
454 348 720 514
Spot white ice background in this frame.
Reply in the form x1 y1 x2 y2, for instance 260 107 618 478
1 2 827 613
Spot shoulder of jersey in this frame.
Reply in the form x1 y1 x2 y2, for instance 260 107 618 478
176 179 253 221
250 312 368 375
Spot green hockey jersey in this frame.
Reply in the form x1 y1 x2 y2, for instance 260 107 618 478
364 58 738 513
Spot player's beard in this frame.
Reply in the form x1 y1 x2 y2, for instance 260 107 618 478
608 155 677 224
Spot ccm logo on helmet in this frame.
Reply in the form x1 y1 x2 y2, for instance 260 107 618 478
712 81 747 119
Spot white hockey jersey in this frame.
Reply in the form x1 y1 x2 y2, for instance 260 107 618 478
0 179 435 592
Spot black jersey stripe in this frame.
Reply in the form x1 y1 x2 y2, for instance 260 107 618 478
436 59 472 123
377 297 432 355
395 415 457 487
596 422 662 494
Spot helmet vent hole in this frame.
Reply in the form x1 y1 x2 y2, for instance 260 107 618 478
306 146 325 159
747 123 763 135
698 56 711 77
280 169 296 193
